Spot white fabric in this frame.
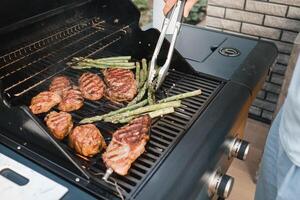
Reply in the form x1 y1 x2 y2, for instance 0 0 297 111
279 52 300 166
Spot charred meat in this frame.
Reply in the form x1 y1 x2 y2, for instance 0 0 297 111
102 115 151 175
30 91 61 114
45 111 73 140
49 76 72 96
69 124 106 157
79 72 105 101
104 68 137 102
58 87 84 112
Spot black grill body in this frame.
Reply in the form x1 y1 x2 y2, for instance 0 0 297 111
0 0 277 200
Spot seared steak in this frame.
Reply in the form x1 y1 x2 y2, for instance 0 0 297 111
79 72 105 101
103 68 137 102
102 115 151 175
45 111 73 140
58 87 84 112
69 124 106 157
30 91 61 114
49 76 72 96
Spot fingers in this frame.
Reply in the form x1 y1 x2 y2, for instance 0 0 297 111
163 0 177 16
184 0 198 17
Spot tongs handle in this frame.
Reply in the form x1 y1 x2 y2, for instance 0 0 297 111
148 0 186 90
166 0 186 22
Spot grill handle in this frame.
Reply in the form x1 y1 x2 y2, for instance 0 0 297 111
0 81 10 108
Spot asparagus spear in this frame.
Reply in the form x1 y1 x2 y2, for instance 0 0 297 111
148 107 174 118
79 99 148 124
71 63 136 70
158 89 202 103
113 116 136 124
138 69 144 88
138 59 148 89
135 62 140 89
94 59 129 63
128 82 148 106
76 60 135 67
73 56 131 62
112 107 175 124
147 83 155 105
95 56 131 61
104 100 181 122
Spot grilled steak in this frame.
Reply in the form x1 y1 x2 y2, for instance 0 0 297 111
103 68 137 102
69 124 106 157
79 72 105 100
30 91 61 114
49 76 72 96
102 115 151 175
58 87 84 112
45 111 73 140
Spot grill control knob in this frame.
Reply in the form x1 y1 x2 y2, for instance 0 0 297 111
208 172 234 199
227 138 250 160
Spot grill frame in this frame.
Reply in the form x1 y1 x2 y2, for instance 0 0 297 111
0 10 225 200
0 0 277 199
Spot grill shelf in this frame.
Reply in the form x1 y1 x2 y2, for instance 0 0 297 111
0 16 224 199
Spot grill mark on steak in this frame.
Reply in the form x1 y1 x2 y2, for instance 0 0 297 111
104 68 137 102
102 115 151 175
45 111 73 140
29 91 62 114
79 72 105 101
69 124 107 157
49 76 72 96
58 87 84 112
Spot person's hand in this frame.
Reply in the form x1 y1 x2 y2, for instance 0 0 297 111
163 0 198 18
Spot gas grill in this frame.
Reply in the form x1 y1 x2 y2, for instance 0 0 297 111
0 0 277 200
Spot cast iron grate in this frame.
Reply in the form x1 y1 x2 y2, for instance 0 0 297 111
0 17 224 199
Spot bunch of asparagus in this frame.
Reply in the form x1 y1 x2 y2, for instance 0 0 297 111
80 89 202 124
69 56 136 69
77 56 202 124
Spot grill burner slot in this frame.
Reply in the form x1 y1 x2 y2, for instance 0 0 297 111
0 16 224 199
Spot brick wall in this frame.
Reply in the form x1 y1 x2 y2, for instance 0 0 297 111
206 0 300 123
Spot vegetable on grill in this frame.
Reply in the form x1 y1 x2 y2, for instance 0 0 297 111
80 99 148 124
127 80 148 106
113 107 175 124
147 83 155 105
138 59 148 89
104 100 181 122
135 62 140 89
70 56 136 69
158 89 202 103
69 56 202 126
95 56 131 61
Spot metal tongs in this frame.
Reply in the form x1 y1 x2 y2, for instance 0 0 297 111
148 0 186 90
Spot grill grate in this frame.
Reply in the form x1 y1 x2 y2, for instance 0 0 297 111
27 69 222 198
0 17 128 100
0 17 223 199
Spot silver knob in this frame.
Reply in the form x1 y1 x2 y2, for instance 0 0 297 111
227 138 250 160
208 172 234 198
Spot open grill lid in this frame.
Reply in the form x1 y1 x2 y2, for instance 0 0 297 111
0 0 140 54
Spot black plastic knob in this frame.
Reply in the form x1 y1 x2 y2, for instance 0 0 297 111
217 175 234 198
208 172 234 199
237 140 250 160
228 138 250 161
